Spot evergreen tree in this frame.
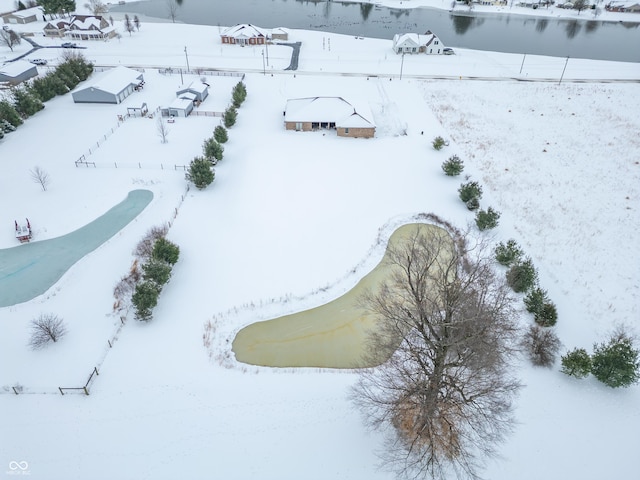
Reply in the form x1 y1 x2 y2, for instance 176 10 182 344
494 239 523 267
232 81 247 108
223 106 237 128
203 137 224 162
1 119 17 133
0 100 23 128
591 331 640 388
151 238 180 265
213 125 228 144
475 207 501 231
458 181 483 204
186 156 215 189
132 280 160 321
561 348 592 379
11 87 44 118
441 155 464 176
142 259 172 288
506 257 537 293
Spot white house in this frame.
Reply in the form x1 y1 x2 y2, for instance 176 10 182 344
71 66 144 104
176 81 209 103
392 31 444 54
284 97 375 138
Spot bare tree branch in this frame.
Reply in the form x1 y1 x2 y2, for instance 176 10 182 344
351 222 520 480
29 314 67 349
30 166 51 191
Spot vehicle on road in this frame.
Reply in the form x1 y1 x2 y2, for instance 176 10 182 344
61 42 77 48
443 48 455 55
29 59 48 65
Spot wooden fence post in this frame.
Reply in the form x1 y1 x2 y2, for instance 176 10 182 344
83 386 89 396
12 386 19 395
108 339 112 348
59 387 64 395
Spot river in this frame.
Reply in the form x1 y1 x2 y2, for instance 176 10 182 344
110 0 640 62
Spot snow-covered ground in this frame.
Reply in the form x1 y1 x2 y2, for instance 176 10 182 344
1 15 639 480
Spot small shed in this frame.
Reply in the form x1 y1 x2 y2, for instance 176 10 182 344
271 27 289 41
176 81 209 103
0 61 38 85
2 6 43 24
167 97 194 117
71 66 144 104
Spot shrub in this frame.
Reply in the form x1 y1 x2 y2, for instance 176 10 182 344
142 259 172 287
441 155 464 176
495 239 523 267
536 301 558 327
432 136 446 150
506 257 537 293
521 325 561 367
28 314 67 349
591 329 640 388
223 106 238 128
458 181 483 204
132 281 160 321
214 125 228 144
561 348 592 379
475 207 501 231
186 156 215 189
133 224 169 260
524 287 547 315
0 100 24 128
152 238 180 266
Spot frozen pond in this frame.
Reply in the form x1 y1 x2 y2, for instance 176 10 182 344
0 190 153 307
232 223 452 368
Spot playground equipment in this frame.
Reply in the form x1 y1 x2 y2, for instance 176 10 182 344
15 218 32 243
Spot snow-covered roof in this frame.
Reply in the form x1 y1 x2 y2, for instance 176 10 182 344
221 23 267 39
70 15 107 30
0 60 37 78
44 20 70 29
177 81 208 95
393 31 439 49
284 97 375 128
178 92 197 101
4 6 42 18
169 97 193 110
74 66 143 95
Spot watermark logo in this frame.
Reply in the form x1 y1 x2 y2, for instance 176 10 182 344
6 461 30 476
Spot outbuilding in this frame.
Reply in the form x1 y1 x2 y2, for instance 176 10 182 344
71 66 144 104
0 61 38 85
2 6 42 24
176 81 209 103
167 97 194 117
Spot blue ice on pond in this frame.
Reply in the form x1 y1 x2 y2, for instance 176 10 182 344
0 190 153 307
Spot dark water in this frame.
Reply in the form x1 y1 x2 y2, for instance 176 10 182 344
111 0 640 62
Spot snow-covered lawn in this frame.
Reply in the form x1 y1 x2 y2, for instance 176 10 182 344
1 19 639 480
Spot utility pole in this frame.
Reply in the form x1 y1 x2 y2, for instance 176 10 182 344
265 39 269 66
184 46 190 72
400 52 405 80
559 56 569 85
262 49 265 75
519 53 526 74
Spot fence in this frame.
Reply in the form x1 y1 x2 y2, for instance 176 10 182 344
4 184 192 397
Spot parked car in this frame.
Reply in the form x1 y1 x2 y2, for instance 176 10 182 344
29 59 48 65
61 42 77 48
443 48 455 55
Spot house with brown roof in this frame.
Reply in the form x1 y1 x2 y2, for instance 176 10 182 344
284 97 376 138
66 15 116 40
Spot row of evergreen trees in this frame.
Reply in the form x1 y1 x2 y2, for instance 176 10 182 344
186 81 246 189
0 53 93 140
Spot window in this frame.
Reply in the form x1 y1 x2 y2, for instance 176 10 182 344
344 128 349 134
435 40 439 45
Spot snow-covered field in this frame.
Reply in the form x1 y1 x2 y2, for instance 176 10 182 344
1 15 639 480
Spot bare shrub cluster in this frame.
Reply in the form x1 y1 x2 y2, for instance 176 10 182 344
29 314 67 350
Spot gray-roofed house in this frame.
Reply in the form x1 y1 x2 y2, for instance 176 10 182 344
71 66 144 104
2 6 43 24
284 97 375 138
176 81 209 103
0 61 38 85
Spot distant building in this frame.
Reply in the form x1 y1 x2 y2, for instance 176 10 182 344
0 61 38 85
606 1 640 11
2 6 43 24
220 24 267 45
44 15 116 40
392 31 444 54
284 97 376 138
71 66 144 104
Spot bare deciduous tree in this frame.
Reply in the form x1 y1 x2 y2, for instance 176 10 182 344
351 222 520 480
29 314 67 349
166 0 179 23
123 14 135 36
30 166 51 191
521 324 561 367
84 0 108 15
0 28 21 52
133 223 169 260
156 117 170 143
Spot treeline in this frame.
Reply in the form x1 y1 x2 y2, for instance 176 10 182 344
0 52 93 140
